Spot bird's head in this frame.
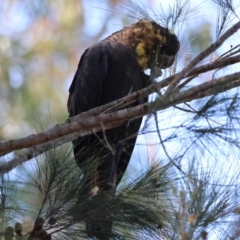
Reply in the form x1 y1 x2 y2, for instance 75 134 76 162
130 19 180 70
105 19 180 71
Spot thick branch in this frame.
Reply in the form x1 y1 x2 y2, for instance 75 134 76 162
68 54 240 122
1 72 240 174
1 54 240 156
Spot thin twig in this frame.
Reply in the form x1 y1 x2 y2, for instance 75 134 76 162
164 20 240 95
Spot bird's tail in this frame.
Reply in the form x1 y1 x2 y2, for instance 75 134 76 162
85 189 115 240
86 220 113 240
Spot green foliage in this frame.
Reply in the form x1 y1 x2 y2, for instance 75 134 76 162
0 145 175 239
1 146 240 239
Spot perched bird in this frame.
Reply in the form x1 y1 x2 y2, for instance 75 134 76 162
67 19 180 238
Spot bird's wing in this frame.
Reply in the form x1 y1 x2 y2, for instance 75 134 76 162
68 42 148 191
116 118 143 187
68 46 108 116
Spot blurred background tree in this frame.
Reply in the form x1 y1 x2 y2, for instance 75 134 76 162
0 0 131 139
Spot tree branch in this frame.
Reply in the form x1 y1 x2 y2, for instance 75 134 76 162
1 71 240 174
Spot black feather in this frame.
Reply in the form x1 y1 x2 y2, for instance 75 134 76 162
68 41 149 194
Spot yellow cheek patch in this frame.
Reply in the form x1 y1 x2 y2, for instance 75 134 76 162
136 42 149 69
137 57 148 69
136 42 146 56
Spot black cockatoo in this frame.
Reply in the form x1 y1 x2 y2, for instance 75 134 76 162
67 19 179 238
